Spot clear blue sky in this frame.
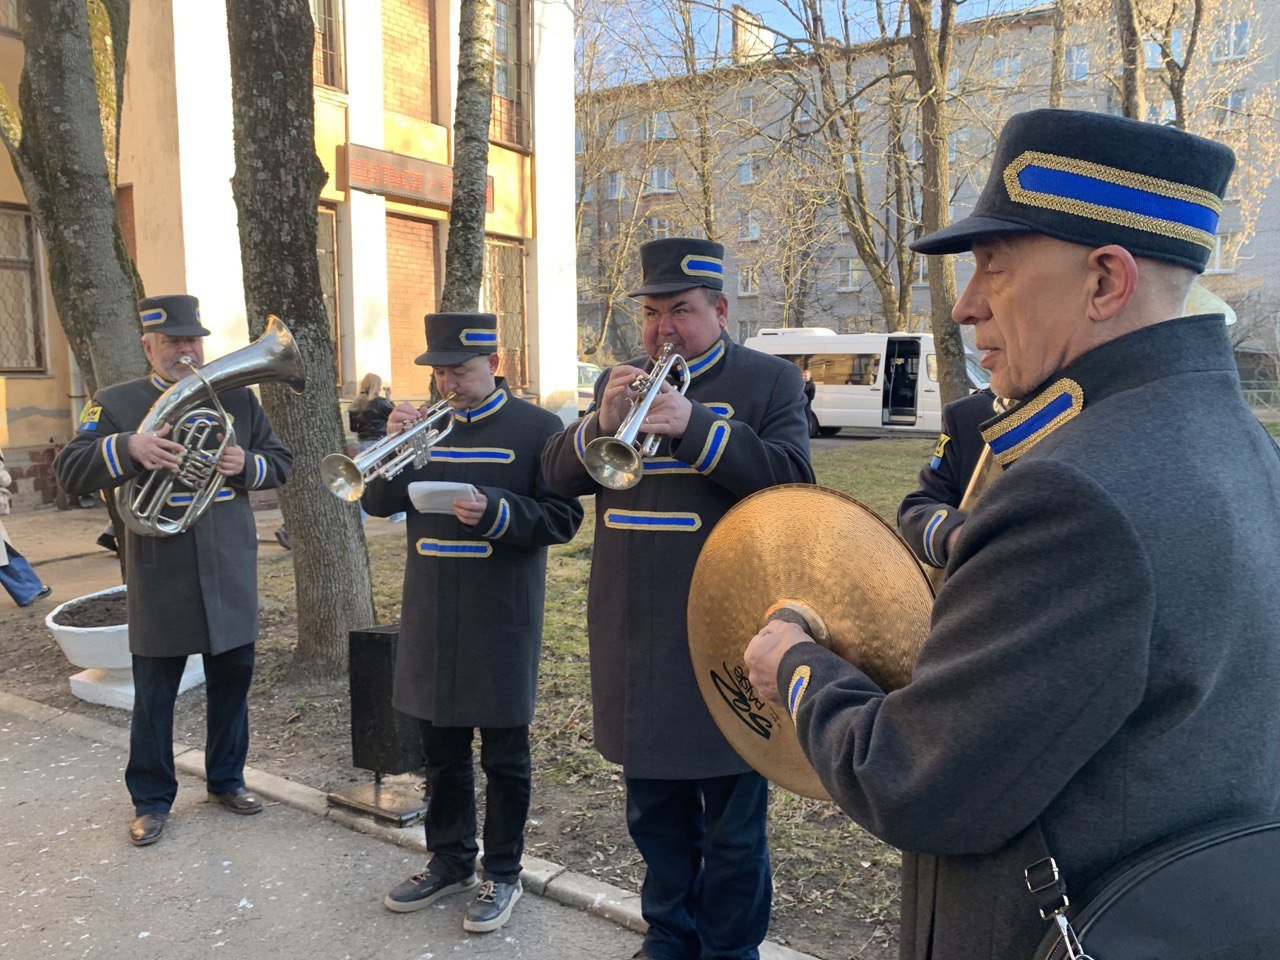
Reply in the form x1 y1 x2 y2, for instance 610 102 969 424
688 0 1046 54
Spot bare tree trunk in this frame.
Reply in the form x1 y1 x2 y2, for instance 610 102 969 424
907 0 968 404
1113 0 1146 119
0 0 144 395
225 0 375 678
440 0 496 311
1049 0 1068 108
1165 0 1204 131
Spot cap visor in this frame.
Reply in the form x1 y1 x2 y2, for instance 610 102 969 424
414 348 489 367
162 324 212 337
628 281 718 298
911 216 1037 255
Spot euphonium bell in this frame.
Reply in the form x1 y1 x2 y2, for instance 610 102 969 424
115 315 307 538
584 343 690 490
321 393 458 501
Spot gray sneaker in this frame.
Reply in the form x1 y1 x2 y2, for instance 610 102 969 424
463 878 523 933
384 871 478 913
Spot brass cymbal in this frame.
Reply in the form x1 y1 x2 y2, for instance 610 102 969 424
688 484 935 799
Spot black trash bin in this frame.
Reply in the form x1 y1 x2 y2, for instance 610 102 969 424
326 623 429 825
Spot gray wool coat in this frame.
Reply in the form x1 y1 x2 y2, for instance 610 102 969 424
778 315 1280 960
54 373 292 657
361 382 583 728
542 333 814 779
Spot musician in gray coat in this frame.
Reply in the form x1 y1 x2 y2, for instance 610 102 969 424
365 313 582 934
542 238 813 960
746 110 1280 960
55 295 292 848
897 388 997 569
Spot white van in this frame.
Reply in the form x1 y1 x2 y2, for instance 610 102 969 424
742 327 989 436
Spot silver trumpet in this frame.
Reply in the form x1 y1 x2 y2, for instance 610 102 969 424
584 343 690 490
116 315 307 538
321 393 458 501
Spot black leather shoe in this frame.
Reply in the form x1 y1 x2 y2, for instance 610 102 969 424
384 871 478 913
129 812 167 846
96 531 119 554
208 787 263 815
463 879 523 933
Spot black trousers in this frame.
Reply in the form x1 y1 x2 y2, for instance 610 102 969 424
626 772 772 960
419 721 530 883
127 644 255 815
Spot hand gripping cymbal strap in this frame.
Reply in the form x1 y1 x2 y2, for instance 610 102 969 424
1025 823 1093 960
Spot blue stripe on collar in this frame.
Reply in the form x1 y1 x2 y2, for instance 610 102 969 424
981 378 1084 466
458 388 509 423
149 373 172 392
686 339 726 379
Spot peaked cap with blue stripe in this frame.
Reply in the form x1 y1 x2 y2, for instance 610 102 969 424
912 109 1235 273
415 312 499 366
138 294 210 337
630 237 726 297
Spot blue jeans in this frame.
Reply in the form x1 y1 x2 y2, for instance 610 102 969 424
127 643 255 815
0 543 46 606
626 772 772 960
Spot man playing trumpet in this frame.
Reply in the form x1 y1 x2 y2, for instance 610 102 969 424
365 312 582 933
542 239 813 960
54 295 292 848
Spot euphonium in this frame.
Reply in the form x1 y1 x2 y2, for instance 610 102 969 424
321 393 458 501
584 342 690 490
116 315 307 538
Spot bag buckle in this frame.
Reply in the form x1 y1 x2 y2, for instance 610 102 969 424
1025 858 1093 960
1024 857 1062 896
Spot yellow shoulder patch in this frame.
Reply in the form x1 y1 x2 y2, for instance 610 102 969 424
78 403 102 431
933 433 951 459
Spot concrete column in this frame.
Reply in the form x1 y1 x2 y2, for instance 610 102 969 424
528 0 578 420
342 0 393 387
169 0 247 357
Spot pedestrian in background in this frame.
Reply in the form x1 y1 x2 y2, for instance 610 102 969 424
349 372 405 523
0 446 52 607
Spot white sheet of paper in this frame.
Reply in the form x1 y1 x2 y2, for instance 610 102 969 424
408 480 479 515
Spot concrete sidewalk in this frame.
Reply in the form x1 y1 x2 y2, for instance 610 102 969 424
0 696 643 960
3 506 820 960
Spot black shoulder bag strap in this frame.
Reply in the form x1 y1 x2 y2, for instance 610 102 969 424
1024 821 1093 960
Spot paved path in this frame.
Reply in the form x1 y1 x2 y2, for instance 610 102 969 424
0 705 642 960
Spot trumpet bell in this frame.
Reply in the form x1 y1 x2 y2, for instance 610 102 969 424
321 453 365 501
584 436 644 490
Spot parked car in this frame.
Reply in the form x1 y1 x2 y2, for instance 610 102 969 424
577 361 602 416
743 327 988 437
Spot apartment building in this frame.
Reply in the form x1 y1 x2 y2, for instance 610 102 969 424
576 3 1279 377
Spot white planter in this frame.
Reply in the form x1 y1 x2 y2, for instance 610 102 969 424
45 585 204 711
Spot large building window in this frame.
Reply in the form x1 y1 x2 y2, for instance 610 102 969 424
1214 89 1247 129
1065 44 1089 81
482 238 528 390
0 208 44 374
310 0 346 91
1206 232 1238 274
1212 21 1250 62
316 206 342 386
492 0 532 149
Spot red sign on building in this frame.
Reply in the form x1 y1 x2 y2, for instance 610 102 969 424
344 144 494 212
